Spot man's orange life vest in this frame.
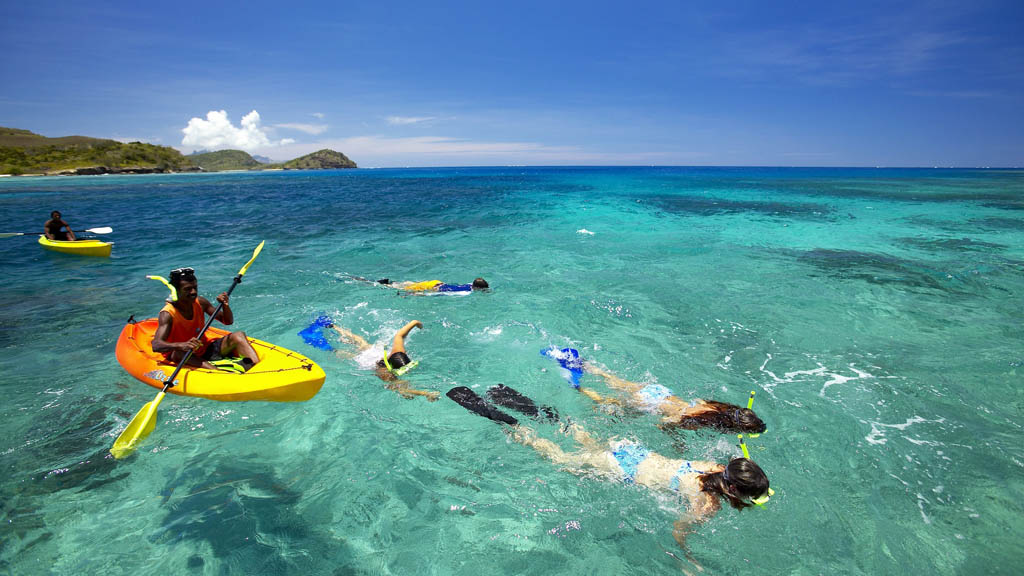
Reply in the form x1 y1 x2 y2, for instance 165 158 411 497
159 300 208 356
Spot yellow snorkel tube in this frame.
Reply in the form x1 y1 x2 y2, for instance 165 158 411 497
147 275 178 302
737 434 775 507
745 390 761 438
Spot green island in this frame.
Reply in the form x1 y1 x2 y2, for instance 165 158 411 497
0 127 356 175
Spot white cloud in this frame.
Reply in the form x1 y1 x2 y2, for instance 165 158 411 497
387 116 436 125
274 123 329 135
181 110 293 151
311 112 325 119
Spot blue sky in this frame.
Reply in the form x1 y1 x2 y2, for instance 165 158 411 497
1 0 1022 166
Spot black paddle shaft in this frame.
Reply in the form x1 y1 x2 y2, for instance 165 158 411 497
159 273 244 391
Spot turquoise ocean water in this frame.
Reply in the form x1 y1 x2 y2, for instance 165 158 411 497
0 167 1022 575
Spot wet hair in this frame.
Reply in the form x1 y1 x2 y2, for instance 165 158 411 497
699 458 770 510
472 278 489 289
377 351 412 370
50 210 61 218
669 400 766 434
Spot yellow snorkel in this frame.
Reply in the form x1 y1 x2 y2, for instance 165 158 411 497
745 390 761 438
737 434 775 507
147 275 178 302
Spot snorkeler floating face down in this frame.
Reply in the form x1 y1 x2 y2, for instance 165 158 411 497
715 457 773 508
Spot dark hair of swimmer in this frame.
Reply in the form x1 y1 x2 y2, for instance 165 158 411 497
669 400 766 434
51 210 61 218
699 458 770 510
377 351 412 370
472 278 489 289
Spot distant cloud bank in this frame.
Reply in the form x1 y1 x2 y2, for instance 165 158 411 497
181 110 294 151
387 116 436 125
274 123 329 135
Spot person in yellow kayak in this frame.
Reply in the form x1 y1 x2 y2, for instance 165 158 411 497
322 319 440 401
150 267 260 372
43 210 76 241
377 277 489 293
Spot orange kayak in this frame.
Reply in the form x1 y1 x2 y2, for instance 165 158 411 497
115 318 325 402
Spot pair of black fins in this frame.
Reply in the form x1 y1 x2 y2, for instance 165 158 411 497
447 384 559 426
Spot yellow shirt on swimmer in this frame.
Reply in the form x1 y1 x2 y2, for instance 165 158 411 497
404 280 443 291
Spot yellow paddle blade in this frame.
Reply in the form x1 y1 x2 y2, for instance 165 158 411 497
110 391 165 459
238 240 265 277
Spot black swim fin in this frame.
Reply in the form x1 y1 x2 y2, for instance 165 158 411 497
486 384 559 423
446 387 519 426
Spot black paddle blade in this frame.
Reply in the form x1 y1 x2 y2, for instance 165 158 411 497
487 384 560 423
446 386 518 426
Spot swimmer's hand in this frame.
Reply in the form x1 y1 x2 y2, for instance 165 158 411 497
425 391 439 402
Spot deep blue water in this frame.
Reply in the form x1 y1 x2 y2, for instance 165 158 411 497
1 167 1022 575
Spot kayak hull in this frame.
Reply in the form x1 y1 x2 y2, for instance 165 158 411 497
115 319 325 402
39 236 113 257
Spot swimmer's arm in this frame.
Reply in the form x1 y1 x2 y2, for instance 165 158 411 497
385 380 439 402
673 493 716 548
390 320 423 355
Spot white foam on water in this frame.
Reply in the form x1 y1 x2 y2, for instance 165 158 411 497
916 493 932 524
863 415 944 445
577 229 595 235
757 354 876 398
354 345 387 369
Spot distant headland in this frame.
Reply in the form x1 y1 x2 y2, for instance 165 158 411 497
0 127 356 176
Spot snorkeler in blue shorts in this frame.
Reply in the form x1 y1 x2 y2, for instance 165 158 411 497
446 385 773 547
580 364 766 435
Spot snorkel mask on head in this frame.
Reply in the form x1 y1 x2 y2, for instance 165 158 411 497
382 352 419 377
736 434 775 507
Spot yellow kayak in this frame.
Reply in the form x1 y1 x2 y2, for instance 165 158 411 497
116 318 325 402
38 236 113 257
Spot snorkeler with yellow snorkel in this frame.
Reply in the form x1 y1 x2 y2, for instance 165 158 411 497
447 384 774 548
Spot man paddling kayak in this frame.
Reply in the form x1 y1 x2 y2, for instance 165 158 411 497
150 267 260 371
43 210 76 241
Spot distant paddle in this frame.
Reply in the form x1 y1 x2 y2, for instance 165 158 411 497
110 240 265 459
0 227 113 238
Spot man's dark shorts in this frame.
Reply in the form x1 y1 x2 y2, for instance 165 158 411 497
202 336 229 361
